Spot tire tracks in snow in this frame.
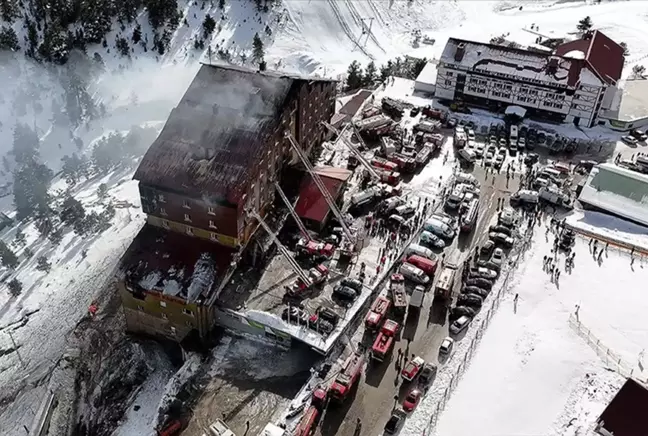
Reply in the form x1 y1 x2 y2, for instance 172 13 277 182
344 0 386 54
326 0 374 60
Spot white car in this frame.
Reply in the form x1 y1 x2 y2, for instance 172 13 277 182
622 135 638 145
440 337 455 354
490 248 505 267
475 143 485 157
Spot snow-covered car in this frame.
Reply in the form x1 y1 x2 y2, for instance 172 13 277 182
495 149 506 168
499 137 507 148
403 388 422 412
475 143 486 157
524 153 539 166
332 285 358 300
447 118 458 128
418 363 437 386
466 128 476 141
401 356 425 381
489 232 514 247
419 231 446 249
484 148 496 165
340 277 363 293
517 136 526 150
439 337 455 354
490 248 504 267
470 266 498 280
621 135 638 145
498 207 516 227
450 315 472 334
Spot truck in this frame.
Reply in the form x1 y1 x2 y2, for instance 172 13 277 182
381 137 397 157
371 157 399 172
355 115 395 138
293 387 327 436
295 239 335 260
454 131 467 148
328 352 365 403
388 154 416 173
368 167 401 186
413 120 441 134
434 264 457 303
371 319 400 362
401 356 425 381
382 97 405 118
415 147 432 167
389 273 408 316
539 186 572 208
285 264 329 297
409 286 425 310
421 106 446 121
365 296 391 330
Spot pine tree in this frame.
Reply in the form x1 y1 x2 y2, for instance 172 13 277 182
259 59 267 71
8 278 22 297
345 60 363 91
577 16 593 33
97 183 108 200
60 196 86 226
13 160 53 220
0 26 19 51
202 13 216 37
0 0 19 23
116 36 130 57
13 229 26 247
632 64 646 78
620 42 628 56
36 255 51 273
132 24 142 44
12 124 40 166
363 61 377 87
48 229 63 244
252 32 264 62
218 0 225 9
0 240 18 269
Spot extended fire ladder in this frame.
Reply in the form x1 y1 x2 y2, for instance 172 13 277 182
286 133 355 242
246 208 310 285
321 122 381 182
273 182 311 242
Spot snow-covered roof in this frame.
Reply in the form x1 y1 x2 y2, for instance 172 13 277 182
505 105 527 117
615 79 648 121
579 163 648 227
440 38 601 88
415 62 438 86
564 49 585 60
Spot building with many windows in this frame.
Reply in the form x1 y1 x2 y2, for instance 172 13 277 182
117 63 336 342
435 31 624 127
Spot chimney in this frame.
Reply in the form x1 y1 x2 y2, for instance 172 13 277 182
455 42 466 62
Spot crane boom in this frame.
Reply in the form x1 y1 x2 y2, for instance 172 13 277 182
321 121 381 181
246 209 310 285
274 182 310 242
285 133 355 242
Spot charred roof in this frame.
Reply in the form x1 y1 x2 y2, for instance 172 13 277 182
134 63 334 204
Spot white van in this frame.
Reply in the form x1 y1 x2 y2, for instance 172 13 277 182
455 172 478 186
458 148 476 163
510 125 518 143
511 189 539 205
499 207 515 226
400 263 430 285
424 218 455 239
405 243 435 260
541 168 562 181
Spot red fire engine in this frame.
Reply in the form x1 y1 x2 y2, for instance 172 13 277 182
371 157 399 172
295 238 335 260
371 319 400 362
328 352 365 403
293 387 327 436
365 296 391 330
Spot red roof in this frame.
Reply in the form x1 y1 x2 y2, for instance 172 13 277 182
294 167 351 223
555 30 624 85
597 378 648 436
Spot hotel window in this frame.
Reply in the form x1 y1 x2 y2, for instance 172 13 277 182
160 207 167 216
186 226 193 236
162 219 170 229
209 220 217 229
207 206 215 215
210 232 218 242
445 80 451 86
158 194 166 203
160 301 167 308
184 213 191 222
183 308 194 316
182 199 190 209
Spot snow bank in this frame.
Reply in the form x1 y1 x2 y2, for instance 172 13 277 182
566 209 648 252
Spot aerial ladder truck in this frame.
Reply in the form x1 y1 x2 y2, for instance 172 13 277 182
286 132 358 261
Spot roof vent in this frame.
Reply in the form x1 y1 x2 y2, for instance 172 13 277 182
455 42 466 62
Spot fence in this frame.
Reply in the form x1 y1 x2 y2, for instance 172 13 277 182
421 229 534 435
568 314 648 384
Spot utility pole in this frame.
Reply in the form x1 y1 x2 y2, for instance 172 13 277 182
7 330 26 369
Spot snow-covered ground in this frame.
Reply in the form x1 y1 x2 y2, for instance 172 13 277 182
567 209 648 252
405 216 647 436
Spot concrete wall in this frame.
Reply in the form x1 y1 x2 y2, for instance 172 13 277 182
214 307 292 348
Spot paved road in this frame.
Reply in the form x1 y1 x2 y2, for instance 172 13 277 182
315 154 521 436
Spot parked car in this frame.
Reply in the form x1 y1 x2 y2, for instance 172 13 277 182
489 232 514 247
489 225 512 236
495 148 506 168
458 148 477 164
403 388 422 412
524 153 539 166
332 285 357 300
388 214 412 230
450 315 472 334
457 293 483 308
480 240 495 258
420 231 446 249
384 409 407 434
395 204 416 218
418 363 437 386
340 277 363 293
462 286 489 299
439 337 455 354
498 138 507 148
517 136 526 150
465 277 493 290
490 248 504 268
475 143 485 157
631 129 648 141
622 135 638 145
469 266 498 280
498 207 516 227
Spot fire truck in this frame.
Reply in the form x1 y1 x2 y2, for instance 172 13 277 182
371 157 399 172
285 264 329 297
371 319 400 362
368 167 401 186
295 238 335 260
293 387 327 436
328 352 365 403
365 296 391 330
401 356 425 382
389 274 408 317
388 154 417 173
